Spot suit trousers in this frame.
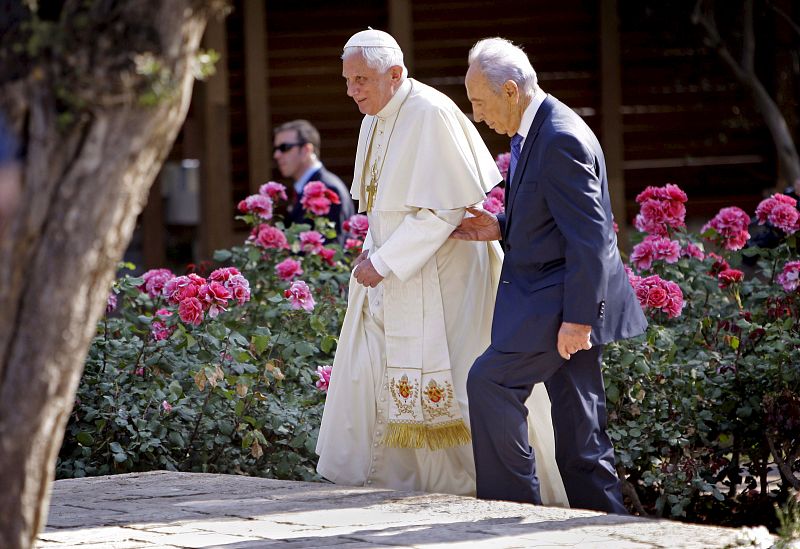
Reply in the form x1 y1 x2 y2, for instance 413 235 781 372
466 344 627 514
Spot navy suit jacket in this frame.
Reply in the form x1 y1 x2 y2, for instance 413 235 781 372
492 95 647 353
288 165 355 239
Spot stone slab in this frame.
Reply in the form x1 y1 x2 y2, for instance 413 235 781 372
36 471 772 548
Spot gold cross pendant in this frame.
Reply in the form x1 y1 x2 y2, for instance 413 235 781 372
365 163 379 212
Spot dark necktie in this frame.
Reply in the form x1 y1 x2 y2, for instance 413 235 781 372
509 133 523 182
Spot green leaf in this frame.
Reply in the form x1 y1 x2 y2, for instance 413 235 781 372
109 442 123 453
321 335 336 354
214 249 233 262
295 341 318 357
252 334 270 355
76 432 94 446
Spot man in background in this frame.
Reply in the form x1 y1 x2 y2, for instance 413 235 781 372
273 119 354 238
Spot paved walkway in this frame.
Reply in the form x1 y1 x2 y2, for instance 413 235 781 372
38 471 768 548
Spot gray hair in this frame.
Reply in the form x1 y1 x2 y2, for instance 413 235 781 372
468 38 537 97
341 46 408 79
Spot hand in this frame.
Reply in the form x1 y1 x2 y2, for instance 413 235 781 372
557 322 592 360
353 258 384 288
450 207 501 241
352 250 369 269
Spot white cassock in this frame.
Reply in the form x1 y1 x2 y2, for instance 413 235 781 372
315 78 568 506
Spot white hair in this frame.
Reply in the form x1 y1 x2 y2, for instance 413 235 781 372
468 38 537 97
341 46 408 78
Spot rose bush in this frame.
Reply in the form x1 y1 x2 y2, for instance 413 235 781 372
59 153 799 531
605 184 800 528
58 182 363 481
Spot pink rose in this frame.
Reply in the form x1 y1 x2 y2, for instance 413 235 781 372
198 282 231 319
633 184 688 235
315 364 333 392
343 214 369 239
483 195 504 215
227 274 251 305
163 274 205 304
756 193 797 224
299 230 325 254
344 238 363 254
777 260 800 292
151 308 174 341
768 203 799 234
319 247 337 267
284 280 315 312
140 268 175 299
237 194 274 220
633 274 684 319
178 297 204 325
682 242 705 260
300 181 340 216
106 292 117 313
702 207 751 251
208 268 250 305
495 152 511 181
275 258 304 281
250 224 289 250
630 238 656 271
208 267 241 284
718 268 744 289
259 181 288 202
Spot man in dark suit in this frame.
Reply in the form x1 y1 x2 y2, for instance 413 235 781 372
452 38 647 513
273 119 355 238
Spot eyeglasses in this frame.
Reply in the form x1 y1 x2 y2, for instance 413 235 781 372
273 142 305 153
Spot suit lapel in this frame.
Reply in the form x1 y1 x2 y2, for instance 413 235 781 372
504 95 556 235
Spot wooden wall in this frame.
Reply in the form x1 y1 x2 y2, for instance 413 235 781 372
145 0 795 269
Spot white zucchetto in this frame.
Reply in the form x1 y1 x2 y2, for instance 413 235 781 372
343 28 402 50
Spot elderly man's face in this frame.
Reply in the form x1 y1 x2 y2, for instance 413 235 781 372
342 53 400 116
465 65 521 137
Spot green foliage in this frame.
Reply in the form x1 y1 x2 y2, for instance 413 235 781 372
58 198 357 482
605 214 800 526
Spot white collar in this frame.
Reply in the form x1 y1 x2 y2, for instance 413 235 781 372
516 88 546 144
376 78 412 120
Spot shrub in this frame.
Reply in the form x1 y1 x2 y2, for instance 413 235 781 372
606 185 800 527
58 182 360 481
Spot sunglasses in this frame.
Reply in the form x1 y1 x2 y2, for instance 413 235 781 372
273 142 305 153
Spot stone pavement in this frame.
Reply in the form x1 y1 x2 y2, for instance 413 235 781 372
38 471 769 548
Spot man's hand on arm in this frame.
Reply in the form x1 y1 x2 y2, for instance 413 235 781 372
353 258 384 288
557 322 592 360
449 207 501 241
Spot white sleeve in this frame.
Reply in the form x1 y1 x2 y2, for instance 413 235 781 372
369 208 465 282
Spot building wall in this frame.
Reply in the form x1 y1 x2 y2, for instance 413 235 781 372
143 0 795 269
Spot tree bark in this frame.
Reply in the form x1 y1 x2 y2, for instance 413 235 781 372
0 2 221 547
693 0 800 192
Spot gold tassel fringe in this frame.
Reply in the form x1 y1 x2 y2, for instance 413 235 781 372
382 421 472 450
425 420 472 451
382 423 427 449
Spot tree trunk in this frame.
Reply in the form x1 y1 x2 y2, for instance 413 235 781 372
693 0 800 192
0 3 220 547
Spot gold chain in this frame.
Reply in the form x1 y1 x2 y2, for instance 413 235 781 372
362 80 414 212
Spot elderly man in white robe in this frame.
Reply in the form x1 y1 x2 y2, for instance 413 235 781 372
315 28 567 504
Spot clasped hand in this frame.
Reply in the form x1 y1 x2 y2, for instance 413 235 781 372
353 251 383 288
